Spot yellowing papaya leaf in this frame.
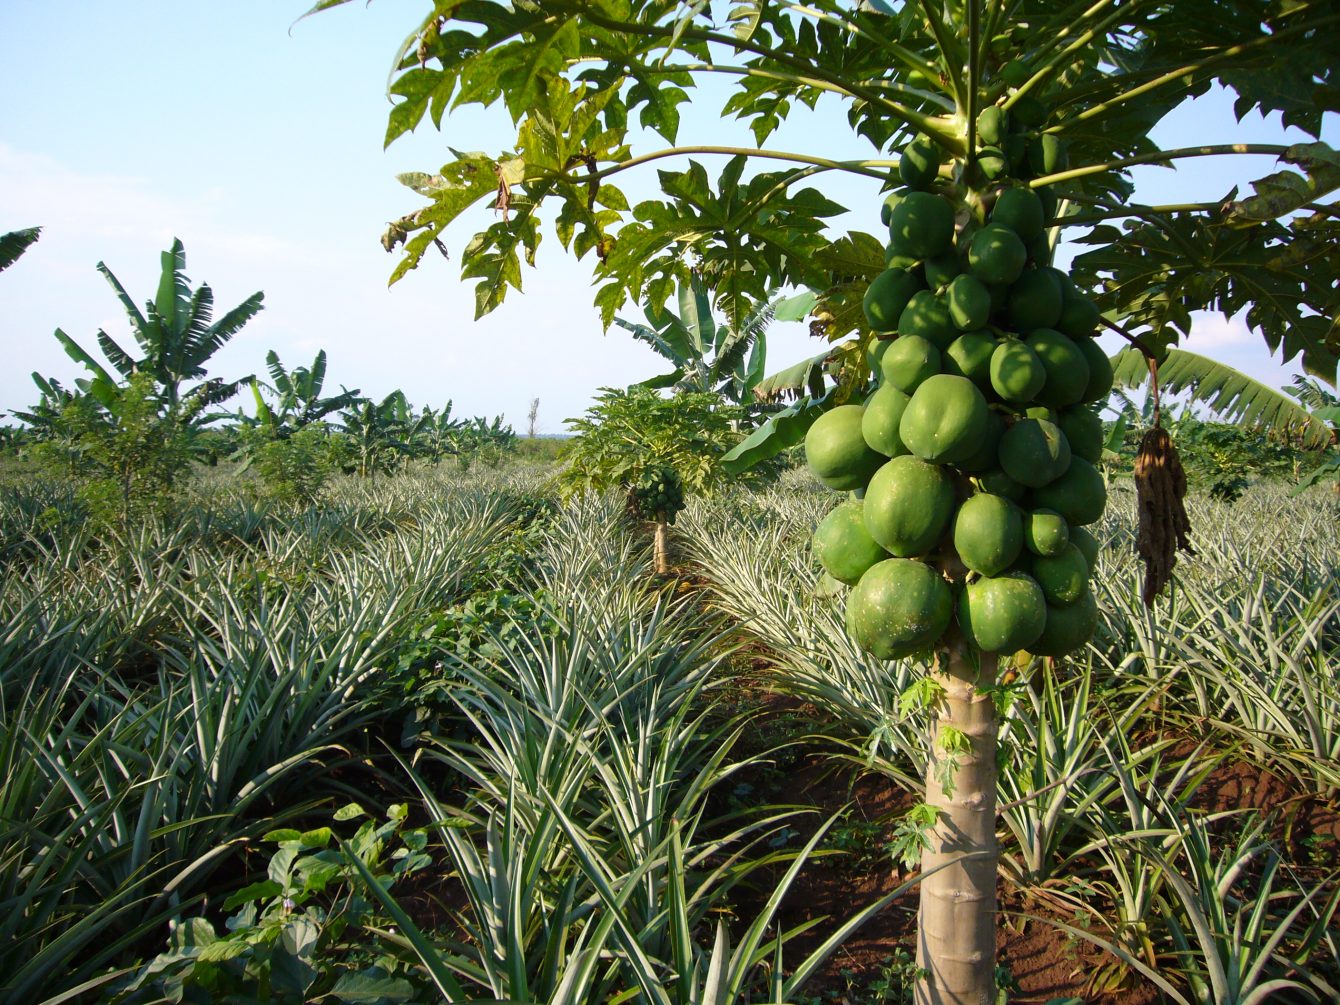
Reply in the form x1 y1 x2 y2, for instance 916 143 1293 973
1226 142 1340 226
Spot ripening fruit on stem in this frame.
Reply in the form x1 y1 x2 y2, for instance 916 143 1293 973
801 142 1114 1005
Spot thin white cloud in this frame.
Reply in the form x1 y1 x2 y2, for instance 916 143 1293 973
0 144 306 266
1183 311 1252 350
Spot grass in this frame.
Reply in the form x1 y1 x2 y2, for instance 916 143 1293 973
0 460 1336 1003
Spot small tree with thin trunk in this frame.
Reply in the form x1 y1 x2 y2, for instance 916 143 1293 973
558 386 739 574
527 397 540 437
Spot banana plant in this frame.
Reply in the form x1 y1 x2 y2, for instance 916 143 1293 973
1286 375 1340 494
13 373 79 432
614 273 774 410
1112 349 1340 493
337 391 425 478
51 239 260 421
0 227 40 272
9 374 88 473
1111 348 1335 450
248 349 361 438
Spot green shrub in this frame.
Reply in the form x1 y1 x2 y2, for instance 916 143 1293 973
251 427 336 505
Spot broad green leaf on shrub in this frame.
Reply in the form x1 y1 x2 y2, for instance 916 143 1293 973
196 940 252 963
330 972 417 1002
223 880 283 911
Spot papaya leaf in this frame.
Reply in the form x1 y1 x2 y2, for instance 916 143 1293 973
320 0 1340 383
808 231 886 283
1227 142 1340 226
598 157 845 328
292 0 359 27
460 206 542 318
1111 346 1335 449
385 154 500 285
385 67 445 147
726 0 764 42
660 0 710 66
811 281 871 344
1072 212 1340 384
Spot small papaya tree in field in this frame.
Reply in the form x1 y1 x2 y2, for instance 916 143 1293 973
314 1 1339 999
559 386 740 573
21 240 262 518
36 372 195 528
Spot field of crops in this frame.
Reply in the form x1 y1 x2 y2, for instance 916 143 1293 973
1 461 1337 1004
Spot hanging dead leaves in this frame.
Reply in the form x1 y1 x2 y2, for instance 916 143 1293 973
1135 425 1195 607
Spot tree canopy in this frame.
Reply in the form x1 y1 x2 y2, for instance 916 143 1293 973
309 0 1339 386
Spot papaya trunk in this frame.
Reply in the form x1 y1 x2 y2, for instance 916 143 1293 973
916 638 999 1005
653 518 670 574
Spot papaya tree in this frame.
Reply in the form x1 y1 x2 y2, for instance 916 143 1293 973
558 385 741 573
310 1 1339 1000
24 240 262 498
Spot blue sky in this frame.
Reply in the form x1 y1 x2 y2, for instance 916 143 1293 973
1 1 1332 432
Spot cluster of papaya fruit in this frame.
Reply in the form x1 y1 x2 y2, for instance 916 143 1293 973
627 465 686 524
807 134 1109 662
